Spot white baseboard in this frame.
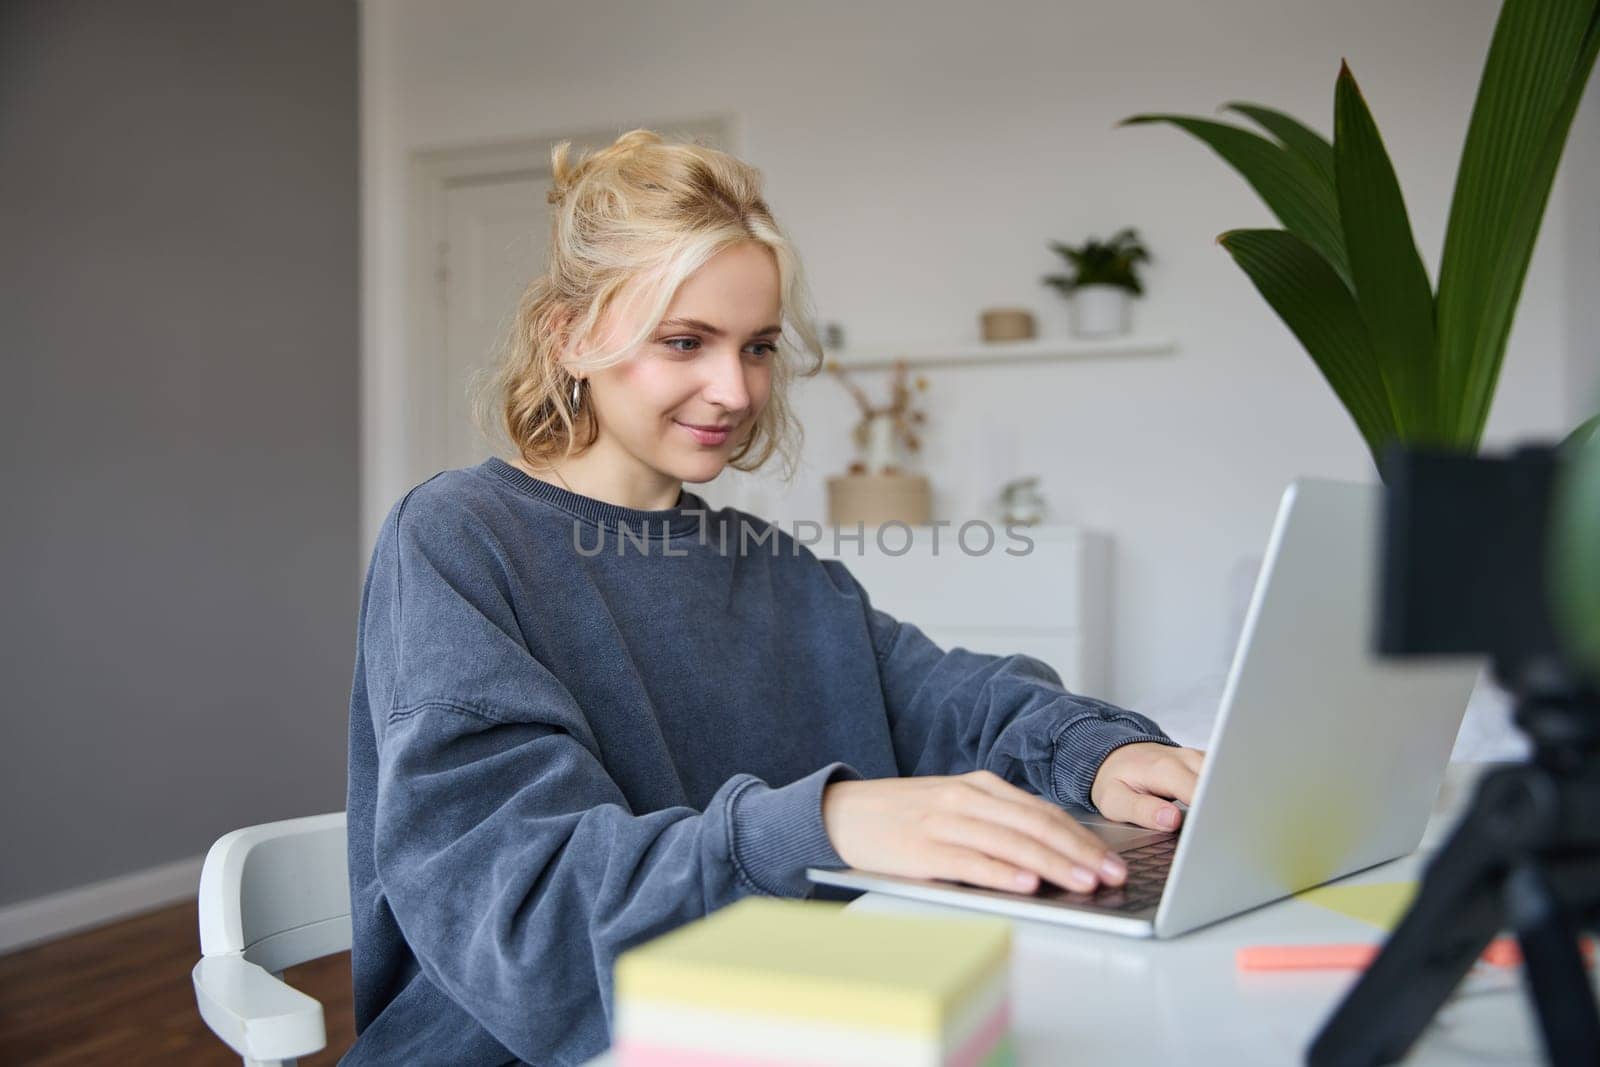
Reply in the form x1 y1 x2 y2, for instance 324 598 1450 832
0 854 205 955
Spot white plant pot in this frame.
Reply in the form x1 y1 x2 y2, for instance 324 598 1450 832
1069 285 1132 338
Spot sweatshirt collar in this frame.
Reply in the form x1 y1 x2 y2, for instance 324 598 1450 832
481 456 711 536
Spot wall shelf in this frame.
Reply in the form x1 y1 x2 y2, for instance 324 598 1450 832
821 334 1176 371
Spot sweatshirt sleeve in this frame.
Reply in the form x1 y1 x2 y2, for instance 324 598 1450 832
820 558 1177 812
361 492 860 1065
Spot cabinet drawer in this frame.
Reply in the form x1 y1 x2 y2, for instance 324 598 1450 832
814 525 1110 694
815 526 1106 631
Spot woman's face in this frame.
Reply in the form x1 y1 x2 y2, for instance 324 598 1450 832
577 240 781 488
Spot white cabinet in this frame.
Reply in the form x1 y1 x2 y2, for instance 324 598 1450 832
814 525 1111 696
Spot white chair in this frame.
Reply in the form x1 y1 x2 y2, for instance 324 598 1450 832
191 812 351 1067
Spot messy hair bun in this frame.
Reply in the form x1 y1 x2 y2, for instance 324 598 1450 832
544 130 646 205
473 129 824 480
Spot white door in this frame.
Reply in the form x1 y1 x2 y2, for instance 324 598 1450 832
440 171 551 472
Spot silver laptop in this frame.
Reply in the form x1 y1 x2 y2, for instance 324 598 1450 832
807 478 1481 938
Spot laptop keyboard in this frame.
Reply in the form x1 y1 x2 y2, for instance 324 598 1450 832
1038 835 1177 912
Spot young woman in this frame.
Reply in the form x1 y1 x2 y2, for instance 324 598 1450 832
344 130 1204 1066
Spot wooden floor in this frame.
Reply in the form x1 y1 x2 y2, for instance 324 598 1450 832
0 900 355 1065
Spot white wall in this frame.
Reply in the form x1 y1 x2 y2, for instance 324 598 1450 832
361 0 1596 747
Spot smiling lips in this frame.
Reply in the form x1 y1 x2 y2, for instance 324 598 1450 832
675 420 735 445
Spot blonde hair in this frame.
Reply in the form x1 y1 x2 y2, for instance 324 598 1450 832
472 129 825 482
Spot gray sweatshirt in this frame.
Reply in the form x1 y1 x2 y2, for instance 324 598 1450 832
342 456 1175 1066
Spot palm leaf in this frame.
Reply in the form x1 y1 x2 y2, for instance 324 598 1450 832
1223 102 1337 191
1122 114 1351 287
1219 228 1398 470
1562 412 1600 450
1435 0 1600 444
1332 62 1442 443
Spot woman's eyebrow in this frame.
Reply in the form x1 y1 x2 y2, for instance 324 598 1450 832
660 317 781 338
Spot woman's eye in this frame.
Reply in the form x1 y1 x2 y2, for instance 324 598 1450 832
660 337 776 359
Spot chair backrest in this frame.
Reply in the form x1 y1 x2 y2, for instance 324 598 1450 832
197 812 351 974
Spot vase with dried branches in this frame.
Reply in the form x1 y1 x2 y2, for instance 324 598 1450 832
824 358 929 475
822 358 934 526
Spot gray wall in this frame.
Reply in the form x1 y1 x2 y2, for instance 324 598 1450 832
1 0 359 906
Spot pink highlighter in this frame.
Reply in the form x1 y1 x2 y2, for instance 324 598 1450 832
1237 938 1596 971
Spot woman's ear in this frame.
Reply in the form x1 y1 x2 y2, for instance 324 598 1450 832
550 307 572 350
549 308 584 377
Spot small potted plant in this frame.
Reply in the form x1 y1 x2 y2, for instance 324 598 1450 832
1043 227 1149 338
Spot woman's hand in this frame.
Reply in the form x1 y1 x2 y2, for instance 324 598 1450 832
1090 742 1206 831
821 770 1130 895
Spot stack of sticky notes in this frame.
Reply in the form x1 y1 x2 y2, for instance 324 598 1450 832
612 897 1014 1066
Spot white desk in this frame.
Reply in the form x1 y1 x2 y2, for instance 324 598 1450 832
847 761 1594 1065
589 762 1595 1065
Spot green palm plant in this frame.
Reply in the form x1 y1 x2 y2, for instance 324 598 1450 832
1122 0 1599 479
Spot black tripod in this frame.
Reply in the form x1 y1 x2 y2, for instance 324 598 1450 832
1308 679 1600 1065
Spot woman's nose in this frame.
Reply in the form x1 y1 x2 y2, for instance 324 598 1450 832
700 347 752 413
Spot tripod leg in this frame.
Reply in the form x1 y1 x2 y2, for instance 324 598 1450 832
1309 775 1509 1066
1506 862 1600 1066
